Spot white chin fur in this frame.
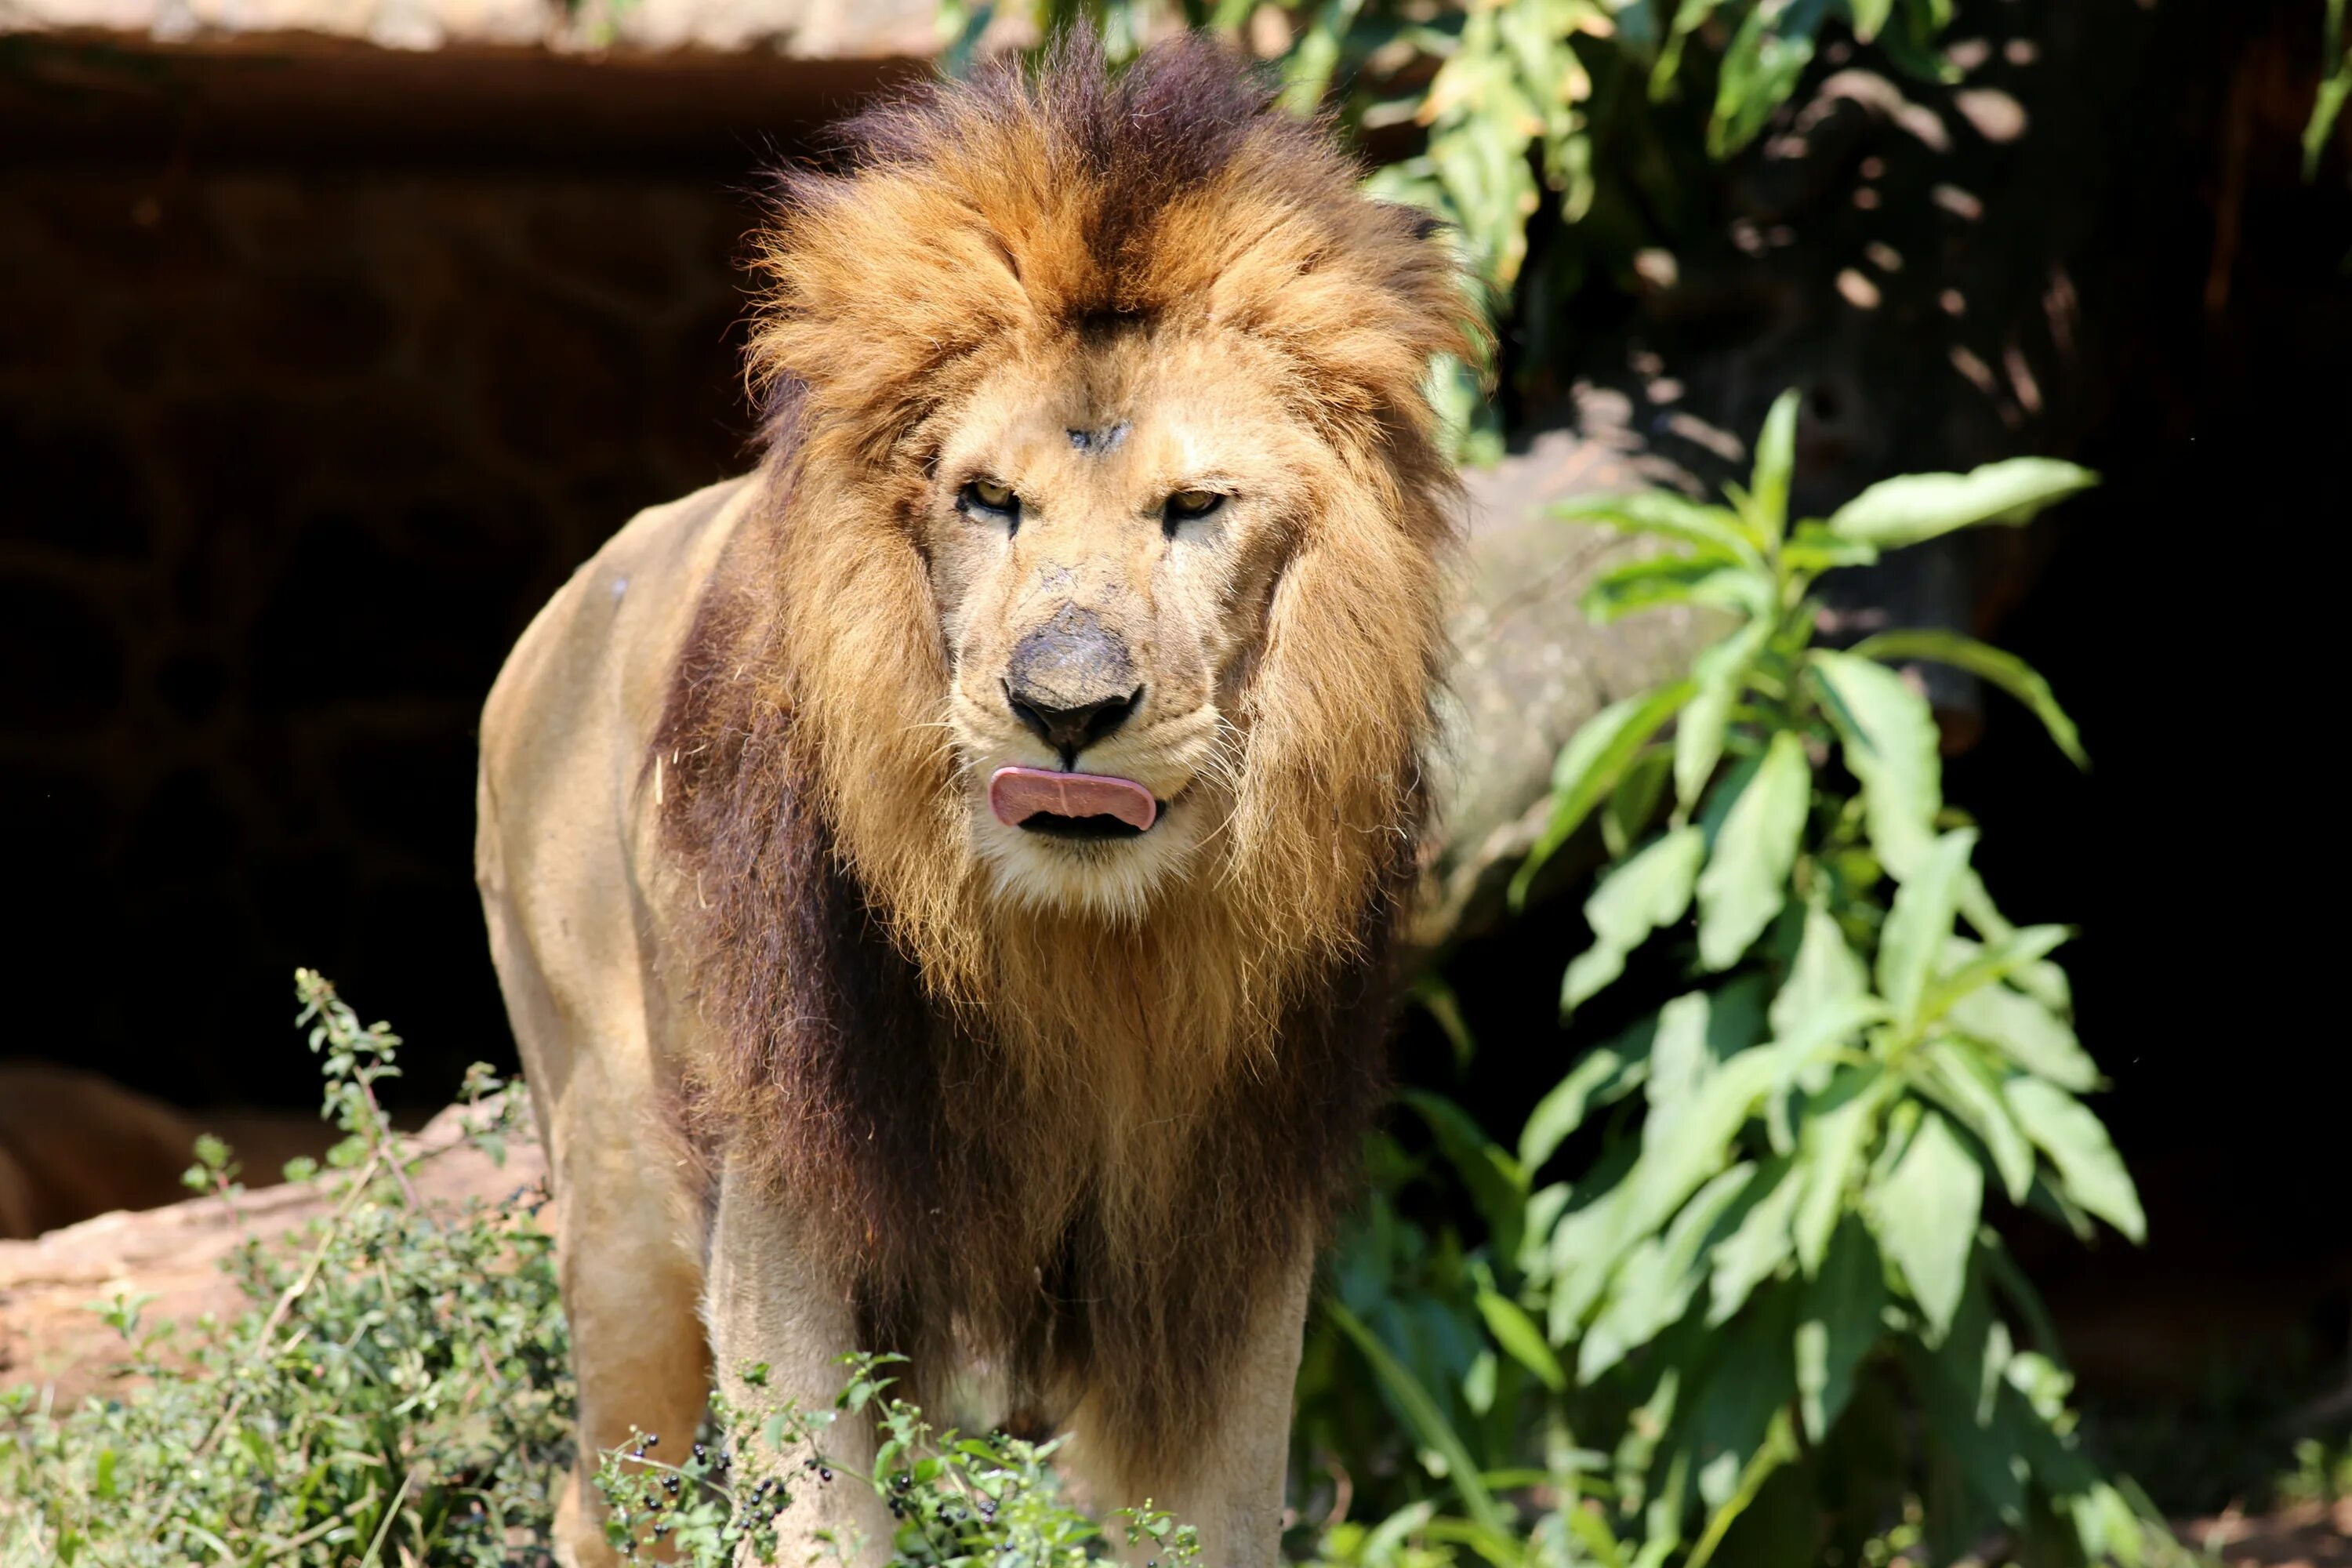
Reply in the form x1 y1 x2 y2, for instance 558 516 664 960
970 797 1205 921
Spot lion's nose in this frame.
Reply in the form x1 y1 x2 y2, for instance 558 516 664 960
1004 608 1142 761
1006 686 1142 759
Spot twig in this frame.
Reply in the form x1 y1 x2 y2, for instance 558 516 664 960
363 1081 426 1212
187 1150 383 1465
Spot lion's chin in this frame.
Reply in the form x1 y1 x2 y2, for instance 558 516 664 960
971 787 1204 922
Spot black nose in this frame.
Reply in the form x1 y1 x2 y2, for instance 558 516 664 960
1004 606 1142 762
1006 685 1142 759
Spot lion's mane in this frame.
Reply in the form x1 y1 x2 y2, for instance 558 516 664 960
652 34 1477 1457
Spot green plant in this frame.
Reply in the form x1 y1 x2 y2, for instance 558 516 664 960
0 972 568 1565
1301 395 2172 1566
593 1356 1200 1566
2278 1433 2352 1508
2309 0 2348 181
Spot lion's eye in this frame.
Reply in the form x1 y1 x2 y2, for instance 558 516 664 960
960 479 1019 525
1163 488 1225 525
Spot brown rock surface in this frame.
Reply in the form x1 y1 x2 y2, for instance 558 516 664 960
0 1095 543 1405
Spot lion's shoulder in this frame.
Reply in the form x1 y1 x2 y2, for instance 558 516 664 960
477 473 760 948
483 476 755 781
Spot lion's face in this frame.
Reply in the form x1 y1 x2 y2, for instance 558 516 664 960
927 328 1315 914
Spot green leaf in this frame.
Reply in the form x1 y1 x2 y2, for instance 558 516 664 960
1563 826 1705 1015
1782 521 1878 576
1793 1065 1886 1274
1849 0 1893 41
1746 389 1802 546
1512 681 1698 909
1582 554 1766 624
1677 617 1773 810
1709 0 1825 157
1552 490 1759 566
1876 829 1976 1032
1652 0 1728 96
2003 1080 2145 1243
1926 924 2072 1023
2307 63 2350 183
1695 731 1811 971
1708 1158 1801 1325
1580 1164 1757 1382
1475 1289 1566 1392
1602 747 1674 861
1400 1090 1528 1256
1948 982 2099 1092
1647 989 1718 1116
1825 456 2098 548
1624 1047 1780 1241
1810 650 1943 880
1326 1300 1508 1533
1549 1174 1636 1340
1761 994 1889 1153
1797 1218 1889 1440
1414 975 1477 1075
1688 1290 1802 1514
1865 1109 1983 1339
1770 898 1871 1041
1846 629 2089 769
1922 1038 2037 1204
1521 1031 1650 1171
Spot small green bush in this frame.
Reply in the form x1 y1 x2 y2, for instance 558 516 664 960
0 973 568 1565
590 1359 1196 1567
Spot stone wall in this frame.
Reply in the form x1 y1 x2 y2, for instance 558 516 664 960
2 161 761 1104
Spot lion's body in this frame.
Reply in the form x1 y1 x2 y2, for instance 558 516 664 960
477 36 1474 1568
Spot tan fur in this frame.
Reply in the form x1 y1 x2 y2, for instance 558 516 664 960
479 34 1475 1566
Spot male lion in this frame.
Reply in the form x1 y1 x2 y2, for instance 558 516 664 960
476 34 1475 1567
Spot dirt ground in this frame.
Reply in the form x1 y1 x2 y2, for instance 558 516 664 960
2183 1497 2352 1568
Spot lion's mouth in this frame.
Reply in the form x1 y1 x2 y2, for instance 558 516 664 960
989 765 1160 838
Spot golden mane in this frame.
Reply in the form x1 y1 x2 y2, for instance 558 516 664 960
652 32 1479 1457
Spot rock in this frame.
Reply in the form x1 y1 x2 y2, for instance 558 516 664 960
0 1093 544 1405
1422 399 1723 949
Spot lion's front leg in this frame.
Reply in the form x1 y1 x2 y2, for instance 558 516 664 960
705 1161 897 1566
1064 1244 1315 1568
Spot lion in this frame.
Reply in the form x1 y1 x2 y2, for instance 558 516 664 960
475 34 1477 1567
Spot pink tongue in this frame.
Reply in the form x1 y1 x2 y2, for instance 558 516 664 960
988 766 1158 832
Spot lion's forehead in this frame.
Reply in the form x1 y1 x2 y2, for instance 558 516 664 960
942 333 1314 500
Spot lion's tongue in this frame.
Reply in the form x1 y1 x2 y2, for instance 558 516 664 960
988 766 1158 832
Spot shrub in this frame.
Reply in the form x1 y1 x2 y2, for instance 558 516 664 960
1297 394 2178 1567
0 972 568 1565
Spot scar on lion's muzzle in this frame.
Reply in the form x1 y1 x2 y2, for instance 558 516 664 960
989 765 1160 837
